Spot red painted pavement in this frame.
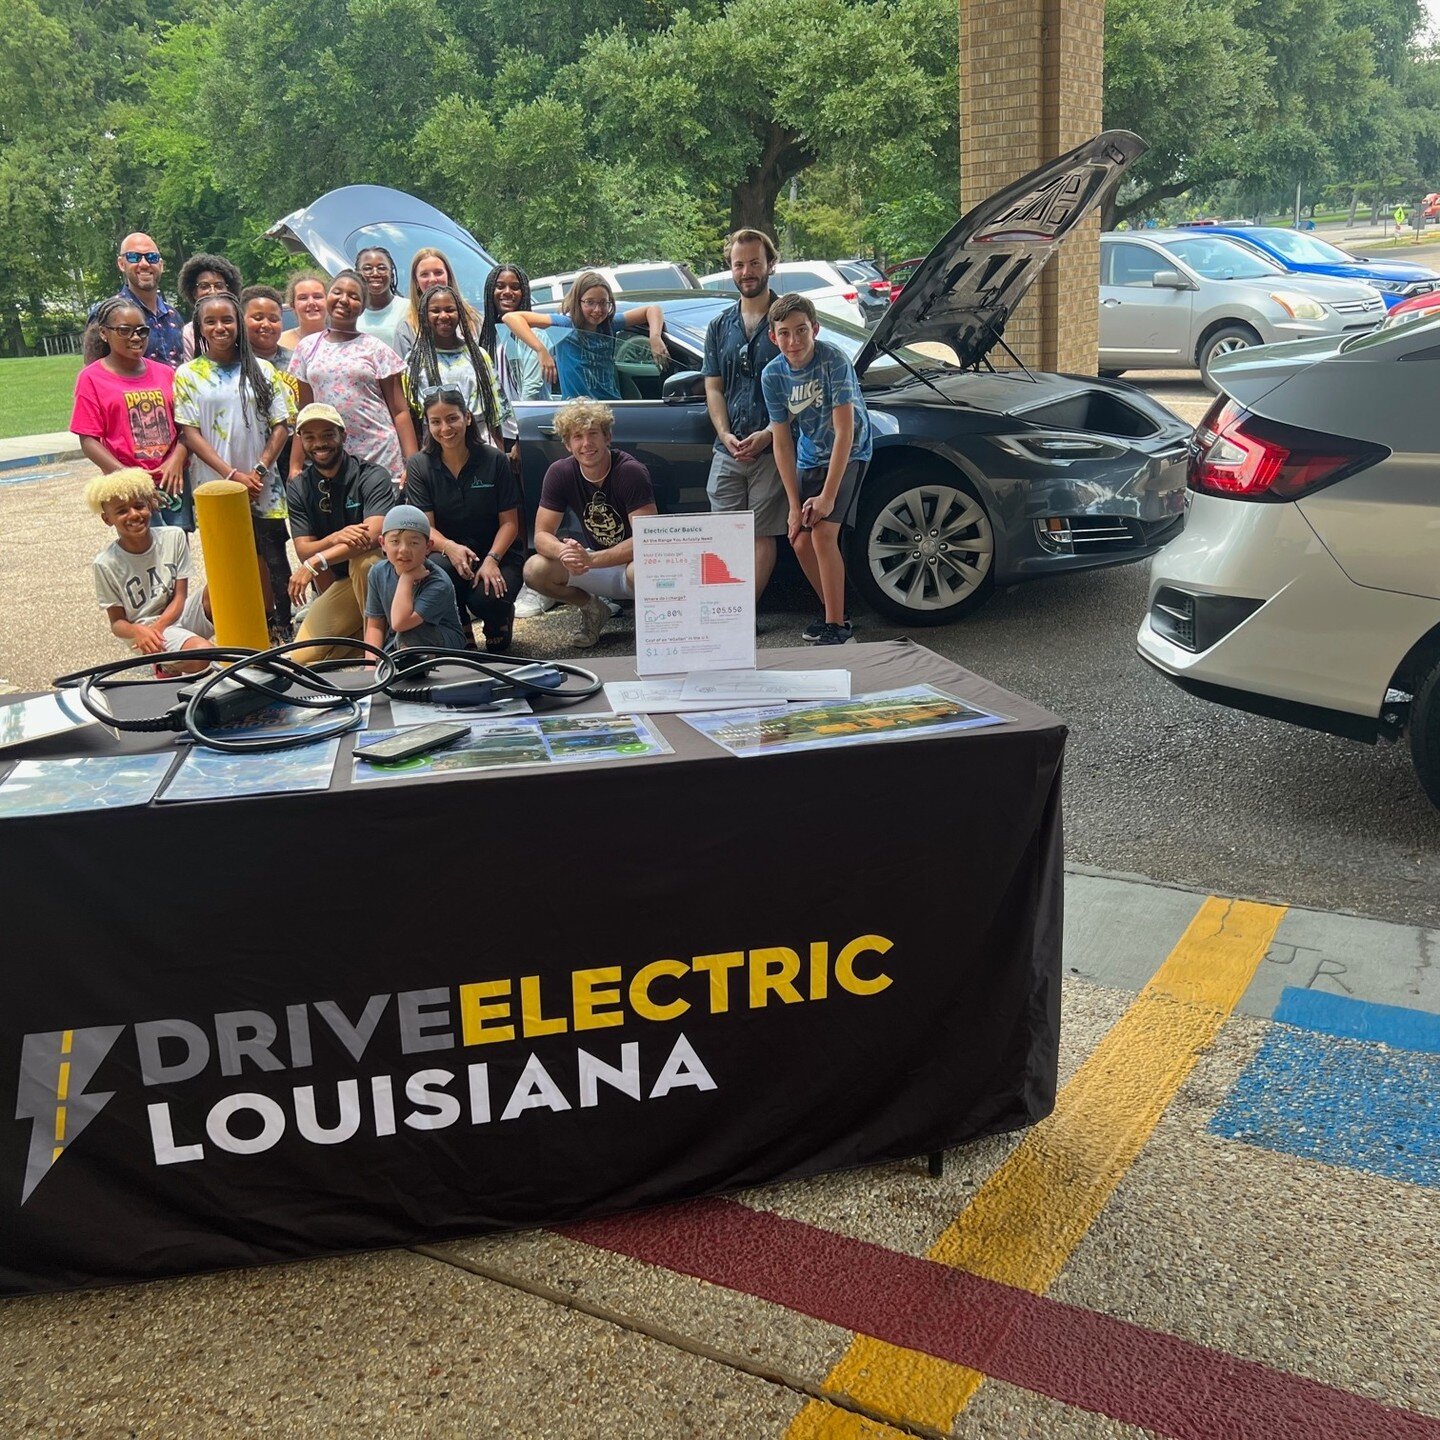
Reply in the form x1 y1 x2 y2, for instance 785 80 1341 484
562 1198 1440 1440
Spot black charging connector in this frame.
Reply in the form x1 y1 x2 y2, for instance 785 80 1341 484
178 666 294 729
424 666 567 709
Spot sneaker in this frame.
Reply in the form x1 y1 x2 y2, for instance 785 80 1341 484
484 623 513 653
601 596 623 618
811 622 854 646
514 584 557 619
573 595 609 649
804 617 852 643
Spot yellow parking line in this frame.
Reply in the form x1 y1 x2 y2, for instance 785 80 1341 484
787 895 1286 1438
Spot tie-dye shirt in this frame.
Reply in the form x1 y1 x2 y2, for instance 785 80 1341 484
173 356 292 518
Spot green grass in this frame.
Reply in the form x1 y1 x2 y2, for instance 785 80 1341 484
0 354 84 440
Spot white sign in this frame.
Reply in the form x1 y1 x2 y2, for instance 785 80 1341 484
603 670 852 714
633 513 756 675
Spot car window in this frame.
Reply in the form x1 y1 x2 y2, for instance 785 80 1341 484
1105 243 1169 288
616 265 687 291
1163 238 1282 280
702 275 739 293
776 268 834 293
1255 230 1352 265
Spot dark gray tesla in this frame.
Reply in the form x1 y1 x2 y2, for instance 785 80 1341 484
512 132 1191 625
272 134 1191 626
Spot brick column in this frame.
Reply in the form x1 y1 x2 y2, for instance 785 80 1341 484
960 0 1105 372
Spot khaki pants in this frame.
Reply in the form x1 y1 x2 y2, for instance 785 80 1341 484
292 551 380 664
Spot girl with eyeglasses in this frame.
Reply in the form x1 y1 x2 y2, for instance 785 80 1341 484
173 291 293 635
502 270 668 401
354 246 409 352
280 270 329 351
71 295 192 529
287 269 418 484
402 285 503 450
177 253 244 361
404 389 524 652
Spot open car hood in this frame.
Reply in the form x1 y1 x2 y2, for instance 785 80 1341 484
266 185 497 291
856 131 1147 376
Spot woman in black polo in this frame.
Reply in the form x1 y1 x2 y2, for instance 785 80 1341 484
403 387 523 651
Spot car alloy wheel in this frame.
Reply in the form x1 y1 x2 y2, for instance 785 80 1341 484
851 467 995 625
1198 325 1260 392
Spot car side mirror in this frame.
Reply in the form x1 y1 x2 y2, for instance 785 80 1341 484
662 370 706 403
1151 270 1194 290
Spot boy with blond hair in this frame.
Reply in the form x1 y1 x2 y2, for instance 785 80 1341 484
84 468 213 673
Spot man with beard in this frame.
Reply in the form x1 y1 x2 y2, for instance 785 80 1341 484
285 404 396 662
702 229 785 598
89 232 187 367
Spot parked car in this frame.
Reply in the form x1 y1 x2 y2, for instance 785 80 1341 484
1198 226 1440 309
508 131 1191 626
883 257 925 303
700 261 869 328
834 259 893 322
266 185 499 308
1137 324 1440 807
529 263 701 306
1099 230 1386 389
1377 290 1440 329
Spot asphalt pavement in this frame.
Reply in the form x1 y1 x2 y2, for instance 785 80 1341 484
1 388 1436 1438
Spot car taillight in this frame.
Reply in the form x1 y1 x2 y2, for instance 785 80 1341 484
842 290 858 302
1189 398 1387 501
872 282 892 296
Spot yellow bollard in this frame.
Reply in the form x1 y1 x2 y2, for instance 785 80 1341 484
193 479 268 651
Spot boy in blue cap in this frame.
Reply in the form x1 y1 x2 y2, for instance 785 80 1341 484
363 504 466 652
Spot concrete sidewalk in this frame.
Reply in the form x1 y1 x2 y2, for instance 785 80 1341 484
0 430 80 474
3 866 1436 1439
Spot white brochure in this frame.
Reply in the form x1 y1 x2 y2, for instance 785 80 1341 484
603 669 852 714
633 512 756 675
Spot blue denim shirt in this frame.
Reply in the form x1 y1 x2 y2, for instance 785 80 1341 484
702 296 781 452
89 284 187 369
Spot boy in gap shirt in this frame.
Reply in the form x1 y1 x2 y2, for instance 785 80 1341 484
761 293 872 646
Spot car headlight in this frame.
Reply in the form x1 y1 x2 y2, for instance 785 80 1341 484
1269 291 1326 320
1371 279 1406 293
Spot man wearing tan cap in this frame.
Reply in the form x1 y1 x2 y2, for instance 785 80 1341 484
285 402 398 661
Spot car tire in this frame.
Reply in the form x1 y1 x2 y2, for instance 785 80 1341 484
1409 652 1440 808
1197 324 1260 391
848 466 996 626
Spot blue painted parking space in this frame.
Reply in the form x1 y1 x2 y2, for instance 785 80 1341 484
1211 987 1439 1189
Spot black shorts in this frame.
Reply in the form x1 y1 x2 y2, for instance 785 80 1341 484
798 460 866 526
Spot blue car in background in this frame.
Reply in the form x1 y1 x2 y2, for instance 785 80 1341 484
1200 226 1439 308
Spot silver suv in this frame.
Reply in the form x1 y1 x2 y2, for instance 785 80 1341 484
1100 231 1385 388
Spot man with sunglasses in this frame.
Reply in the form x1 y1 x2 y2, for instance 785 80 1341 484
86 233 186 367
703 229 785 598
284 403 397 662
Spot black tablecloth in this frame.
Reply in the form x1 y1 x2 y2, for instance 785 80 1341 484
1 640 1066 1294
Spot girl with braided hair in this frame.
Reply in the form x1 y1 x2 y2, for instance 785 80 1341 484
480 263 550 453
173 291 293 632
72 295 192 529
177 252 244 360
403 284 504 451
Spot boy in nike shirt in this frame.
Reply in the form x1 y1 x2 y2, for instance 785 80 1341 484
761 293 871 646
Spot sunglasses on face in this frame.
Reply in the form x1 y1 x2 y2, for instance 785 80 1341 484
121 251 161 265
104 323 151 339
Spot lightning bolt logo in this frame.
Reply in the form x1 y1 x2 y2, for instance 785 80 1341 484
15 1026 123 1204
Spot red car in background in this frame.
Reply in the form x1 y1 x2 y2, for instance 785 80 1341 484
884 257 925 302
1378 288 1440 328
